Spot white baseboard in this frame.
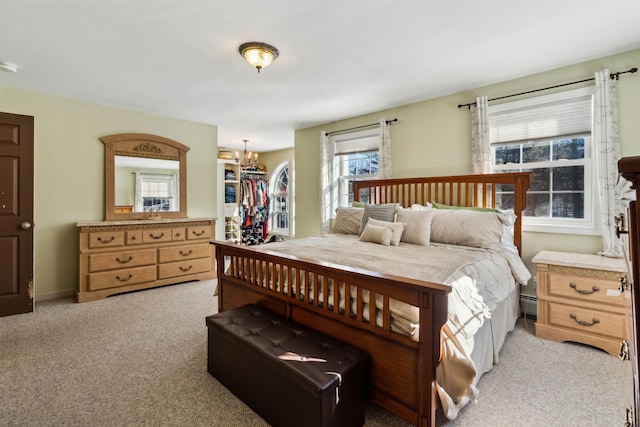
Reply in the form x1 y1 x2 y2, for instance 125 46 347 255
35 289 75 303
520 294 537 318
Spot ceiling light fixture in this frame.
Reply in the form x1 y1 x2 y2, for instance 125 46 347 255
238 42 279 73
0 62 18 73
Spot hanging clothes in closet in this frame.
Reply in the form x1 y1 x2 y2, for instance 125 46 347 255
240 173 269 244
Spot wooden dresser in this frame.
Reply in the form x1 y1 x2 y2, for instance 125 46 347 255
619 155 640 425
534 250 627 356
77 218 215 302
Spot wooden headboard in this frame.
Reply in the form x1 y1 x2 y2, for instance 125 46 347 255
352 172 531 254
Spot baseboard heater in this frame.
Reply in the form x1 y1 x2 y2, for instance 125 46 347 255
520 294 537 318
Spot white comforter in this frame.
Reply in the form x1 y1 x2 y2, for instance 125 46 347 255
250 234 531 418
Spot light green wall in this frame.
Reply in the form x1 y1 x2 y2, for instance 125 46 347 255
259 147 295 177
0 86 218 300
295 48 640 294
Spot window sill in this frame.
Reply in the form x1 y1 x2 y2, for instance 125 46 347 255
523 220 601 236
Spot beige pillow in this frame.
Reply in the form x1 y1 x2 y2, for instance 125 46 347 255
331 207 364 235
430 209 503 249
366 218 405 246
396 208 434 246
359 223 392 246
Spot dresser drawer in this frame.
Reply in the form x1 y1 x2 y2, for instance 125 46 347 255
88 249 156 273
547 301 626 340
157 258 211 279
172 227 186 241
88 231 125 249
142 228 172 243
126 230 143 245
186 225 212 240
88 265 157 291
158 243 210 263
548 271 624 307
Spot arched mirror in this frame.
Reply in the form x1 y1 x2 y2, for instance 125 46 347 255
101 133 189 221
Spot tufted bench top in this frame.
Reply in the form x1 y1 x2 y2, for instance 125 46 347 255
207 304 368 397
207 304 369 427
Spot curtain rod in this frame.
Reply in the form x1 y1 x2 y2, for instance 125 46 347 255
325 118 397 136
457 67 638 109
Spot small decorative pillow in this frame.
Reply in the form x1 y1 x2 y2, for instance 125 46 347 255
366 218 405 246
359 203 399 235
396 208 435 246
359 223 392 246
331 207 364 235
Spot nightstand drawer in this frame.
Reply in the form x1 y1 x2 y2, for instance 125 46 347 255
548 272 624 307
547 301 626 340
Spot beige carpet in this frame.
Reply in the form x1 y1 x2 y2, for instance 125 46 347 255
0 280 631 426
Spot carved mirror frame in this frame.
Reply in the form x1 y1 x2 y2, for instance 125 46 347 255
101 133 189 221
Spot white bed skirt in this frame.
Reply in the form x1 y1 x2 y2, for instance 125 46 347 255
470 284 520 385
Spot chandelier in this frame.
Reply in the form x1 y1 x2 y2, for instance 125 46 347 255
236 139 258 170
238 42 279 73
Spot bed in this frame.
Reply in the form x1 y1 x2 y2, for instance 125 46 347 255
212 172 530 426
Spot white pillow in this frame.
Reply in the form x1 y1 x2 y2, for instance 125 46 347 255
359 223 392 246
411 202 432 210
366 218 405 247
396 208 435 246
498 209 518 254
331 207 364 235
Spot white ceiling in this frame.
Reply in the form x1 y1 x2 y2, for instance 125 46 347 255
1 1 639 152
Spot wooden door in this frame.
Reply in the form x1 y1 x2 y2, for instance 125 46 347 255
0 112 34 317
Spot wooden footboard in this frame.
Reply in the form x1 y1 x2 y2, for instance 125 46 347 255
213 241 450 426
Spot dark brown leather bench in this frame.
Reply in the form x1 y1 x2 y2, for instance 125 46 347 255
206 304 369 427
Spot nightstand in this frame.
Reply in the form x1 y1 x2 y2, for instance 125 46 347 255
533 250 627 356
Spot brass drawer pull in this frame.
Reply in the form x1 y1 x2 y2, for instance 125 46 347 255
192 230 206 236
569 313 600 327
116 274 133 282
116 256 133 264
149 233 165 239
569 282 600 295
97 236 115 244
179 265 193 272
179 250 192 257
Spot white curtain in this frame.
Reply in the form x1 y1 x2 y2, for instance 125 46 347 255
134 172 143 212
379 118 392 179
320 131 332 235
594 69 623 257
471 96 490 174
171 173 179 211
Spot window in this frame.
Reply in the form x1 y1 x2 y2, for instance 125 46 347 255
137 173 178 212
488 87 598 234
332 128 380 206
269 160 292 236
